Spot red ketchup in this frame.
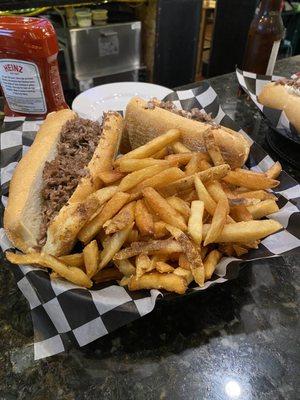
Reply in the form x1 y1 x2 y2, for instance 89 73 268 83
0 16 68 118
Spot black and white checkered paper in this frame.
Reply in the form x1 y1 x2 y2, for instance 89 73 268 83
236 68 300 142
1 84 300 360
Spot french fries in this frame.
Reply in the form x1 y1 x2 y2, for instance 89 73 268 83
128 272 187 294
266 161 282 179
155 261 175 273
114 259 136 277
223 169 280 190
203 129 224 166
171 141 191 153
83 240 99 278
202 219 282 243
116 128 180 162
204 198 229 245
136 254 154 278
78 192 130 244
114 238 182 260
98 170 125 184
135 199 154 236
204 250 222 280
247 199 279 219
104 201 136 234
188 200 204 245
59 253 84 269
143 187 187 231
98 223 134 271
118 164 172 192
6 118 286 296
6 252 92 288
117 158 175 172
194 175 217 215
166 196 190 220
132 167 185 193
160 164 230 197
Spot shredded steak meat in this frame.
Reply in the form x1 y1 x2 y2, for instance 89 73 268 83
275 77 300 88
146 98 219 127
39 117 102 244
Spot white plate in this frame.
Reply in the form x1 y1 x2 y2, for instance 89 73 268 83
72 82 172 121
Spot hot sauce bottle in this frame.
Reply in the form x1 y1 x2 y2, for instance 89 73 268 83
0 16 68 118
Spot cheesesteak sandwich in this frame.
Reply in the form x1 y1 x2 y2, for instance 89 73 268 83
125 97 250 169
4 109 123 256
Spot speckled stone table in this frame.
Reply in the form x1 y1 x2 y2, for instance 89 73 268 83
0 56 299 400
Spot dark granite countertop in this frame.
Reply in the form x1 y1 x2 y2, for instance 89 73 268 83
0 56 299 400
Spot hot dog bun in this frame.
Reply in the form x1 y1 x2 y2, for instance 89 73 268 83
125 97 250 169
4 110 123 256
258 80 300 133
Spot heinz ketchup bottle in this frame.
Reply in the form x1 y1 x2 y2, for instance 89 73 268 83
0 16 68 118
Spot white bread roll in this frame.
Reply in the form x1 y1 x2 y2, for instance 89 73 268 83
4 110 123 256
125 97 250 169
258 78 300 134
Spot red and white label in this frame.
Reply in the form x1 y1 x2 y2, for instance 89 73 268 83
0 59 46 114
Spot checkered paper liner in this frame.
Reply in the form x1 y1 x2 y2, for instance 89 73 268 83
1 83 300 360
236 68 300 143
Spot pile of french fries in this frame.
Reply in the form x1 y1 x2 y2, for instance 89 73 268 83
6 128 283 294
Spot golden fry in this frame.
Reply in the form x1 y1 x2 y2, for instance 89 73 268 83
125 228 139 244
205 180 228 204
204 197 229 246
118 164 171 192
153 221 168 239
132 167 185 193
167 196 190 220
83 240 99 278
128 272 188 294
160 164 230 197
117 158 174 173
5 252 92 288
155 261 175 273
247 199 279 219
188 200 204 245
165 152 210 165
185 154 202 176
116 129 180 161
165 224 204 287
114 238 182 260
136 253 154 278
204 250 222 280
230 205 253 222
202 219 282 243
171 141 191 153
143 187 187 231
203 129 224 166
173 267 193 285
98 223 134 271
195 175 217 215
105 201 136 235
78 192 130 244
152 147 169 159
178 253 191 271
114 259 136 277
223 169 279 190
59 253 84 269
235 190 277 201
265 161 282 179
135 199 154 236
98 170 125 185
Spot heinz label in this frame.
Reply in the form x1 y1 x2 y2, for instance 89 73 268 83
0 59 46 114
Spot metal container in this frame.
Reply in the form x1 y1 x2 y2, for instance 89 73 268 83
69 21 141 83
